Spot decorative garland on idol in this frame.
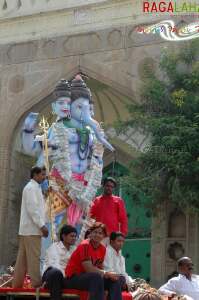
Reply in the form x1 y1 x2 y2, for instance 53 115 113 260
50 121 104 204
47 121 104 240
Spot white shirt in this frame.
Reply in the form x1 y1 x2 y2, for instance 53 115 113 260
159 274 199 300
42 241 75 276
104 244 134 288
19 179 46 235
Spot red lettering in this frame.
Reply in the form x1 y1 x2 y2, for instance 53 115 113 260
159 2 166 12
151 2 158 12
137 26 144 33
143 1 174 13
168 2 174 12
143 1 149 12
172 27 178 33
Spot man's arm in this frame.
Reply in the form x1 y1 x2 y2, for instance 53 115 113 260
120 256 135 287
79 244 118 281
103 247 114 272
43 243 60 271
25 188 46 230
82 260 119 281
89 199 98 219
158 279 177 296
118 199 128 236
82 260 104 276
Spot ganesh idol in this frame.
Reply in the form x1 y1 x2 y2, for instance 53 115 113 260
21 75 114 233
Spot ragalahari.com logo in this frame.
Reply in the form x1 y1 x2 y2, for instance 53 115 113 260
142 1 199 13
136 20 199 41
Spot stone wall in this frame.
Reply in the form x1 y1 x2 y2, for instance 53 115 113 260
0 19 162 265
151 204 199 287
0 0 109 20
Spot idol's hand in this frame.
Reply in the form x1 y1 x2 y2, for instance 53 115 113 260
23 112 39 132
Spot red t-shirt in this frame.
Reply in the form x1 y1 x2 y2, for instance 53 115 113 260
90 195 128 236
65 239 106 278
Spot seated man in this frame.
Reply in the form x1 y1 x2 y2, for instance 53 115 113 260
103 231 135 291
159 256 199 300
42 225 77 300
64 222 125 300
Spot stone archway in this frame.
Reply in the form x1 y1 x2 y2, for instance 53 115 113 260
0 13 191 286
2 65 138 264
0 22 170 264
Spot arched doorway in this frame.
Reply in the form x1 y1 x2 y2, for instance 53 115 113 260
6 75 137 263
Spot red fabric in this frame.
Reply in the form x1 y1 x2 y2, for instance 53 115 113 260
90 195 128 236
72 173 87 186
122 291 133 300
65 239 106 277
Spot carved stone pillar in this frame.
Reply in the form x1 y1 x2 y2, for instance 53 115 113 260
0 144 10 265
150 203 167 287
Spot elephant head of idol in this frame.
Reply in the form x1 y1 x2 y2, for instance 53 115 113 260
69 74 114 152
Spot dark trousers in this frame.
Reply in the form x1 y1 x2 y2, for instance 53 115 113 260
42 267 64 300
63 272 124 300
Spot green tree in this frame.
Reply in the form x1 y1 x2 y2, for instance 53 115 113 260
118 40 199 212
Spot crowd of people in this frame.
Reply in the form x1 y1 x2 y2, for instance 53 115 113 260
11 166 199 300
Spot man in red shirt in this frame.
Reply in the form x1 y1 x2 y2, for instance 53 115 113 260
90 177 128 236
64 222 124 300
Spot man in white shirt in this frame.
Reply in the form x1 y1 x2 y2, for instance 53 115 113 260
159 257 199 300
13 166 49 288
42 225 77 300
104 231 135 291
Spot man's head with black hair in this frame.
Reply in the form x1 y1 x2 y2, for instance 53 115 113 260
59 224 77 248
103 177 117 187
84 229 91 239
30 166 46 183
177 256 193 279
103 177 117 196
110 231 125 252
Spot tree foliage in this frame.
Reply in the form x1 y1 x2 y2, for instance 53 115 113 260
118 40 199 212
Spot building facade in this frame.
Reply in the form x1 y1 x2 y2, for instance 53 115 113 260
0 0 198 287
